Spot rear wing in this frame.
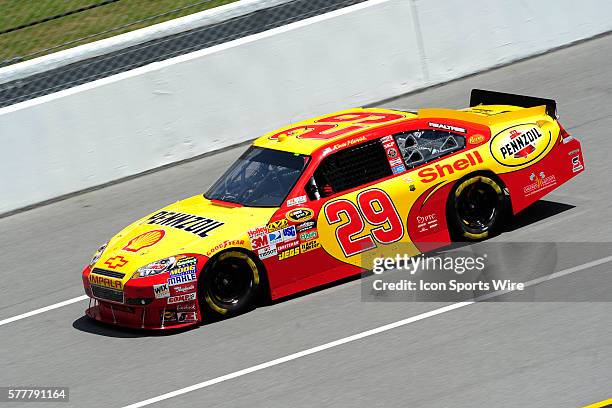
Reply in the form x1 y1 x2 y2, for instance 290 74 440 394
470 89 557 119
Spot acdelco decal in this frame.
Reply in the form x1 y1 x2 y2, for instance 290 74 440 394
418 151 483 183
146 211 223 238
490 124 551 167
89 274 123 290
286 208 314 223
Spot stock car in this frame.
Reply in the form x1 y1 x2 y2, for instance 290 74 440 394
82 89 584 329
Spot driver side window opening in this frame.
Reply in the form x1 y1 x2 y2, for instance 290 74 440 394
308 139 392 200
393 130 465 168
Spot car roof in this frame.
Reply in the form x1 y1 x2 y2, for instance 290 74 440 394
252 105 548 156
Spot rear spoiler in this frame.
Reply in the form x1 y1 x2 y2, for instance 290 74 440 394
470 89 557 118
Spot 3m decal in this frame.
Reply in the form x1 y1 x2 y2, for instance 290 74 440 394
267 219 288 232
286 208 314 223
323 189 404 257
153 283 170 299
104 256 128 270
250 234 269 250
278 247 300 260
147 211 223 238
168 293 197 304
300 240 320 253
490 124 551 167
428 122 466 133
122 230 165 252
89 274 123 290
418 151 483 183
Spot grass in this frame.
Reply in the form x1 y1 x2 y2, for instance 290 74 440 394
0 0 239 65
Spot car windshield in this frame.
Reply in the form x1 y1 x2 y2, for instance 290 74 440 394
205 147 308 207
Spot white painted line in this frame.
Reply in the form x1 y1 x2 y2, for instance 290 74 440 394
121 254 612 408
0 295 87 327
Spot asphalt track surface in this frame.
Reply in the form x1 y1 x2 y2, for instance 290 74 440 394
0 0 364 108
1 33 612 407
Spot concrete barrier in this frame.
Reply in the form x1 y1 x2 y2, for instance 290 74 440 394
1 0 611 214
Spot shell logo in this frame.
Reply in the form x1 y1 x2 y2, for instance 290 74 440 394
490 123 551 167
122 229 165 252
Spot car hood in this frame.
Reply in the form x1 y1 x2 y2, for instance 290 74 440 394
92 195 277 274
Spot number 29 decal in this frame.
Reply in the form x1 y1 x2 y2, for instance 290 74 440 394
323 189 404 257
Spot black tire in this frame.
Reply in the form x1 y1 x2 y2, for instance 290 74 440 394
448 174 507 241
200 250 261 318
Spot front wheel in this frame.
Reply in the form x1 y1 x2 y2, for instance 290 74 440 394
448 175 507 241
200 251 261 318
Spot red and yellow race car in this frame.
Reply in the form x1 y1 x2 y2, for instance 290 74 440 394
82 89 584 329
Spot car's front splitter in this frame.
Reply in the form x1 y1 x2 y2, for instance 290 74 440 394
85 300 200 330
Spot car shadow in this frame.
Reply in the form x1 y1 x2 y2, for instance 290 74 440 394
72 315 199 338
506 199 575 232
74 199 574 336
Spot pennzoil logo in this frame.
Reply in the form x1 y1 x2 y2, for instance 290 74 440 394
286 208 314 223
147 211 223 238
122 230 165 252
89 274 123 290
490 124 551 167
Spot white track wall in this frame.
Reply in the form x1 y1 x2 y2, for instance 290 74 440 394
1 0 611 214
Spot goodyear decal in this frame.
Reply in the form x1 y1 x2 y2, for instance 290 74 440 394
490 123 551 167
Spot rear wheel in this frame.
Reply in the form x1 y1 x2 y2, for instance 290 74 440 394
200 251 260 318
448 175 507 241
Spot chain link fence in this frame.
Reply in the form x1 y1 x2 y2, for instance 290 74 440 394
0 0 365 108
